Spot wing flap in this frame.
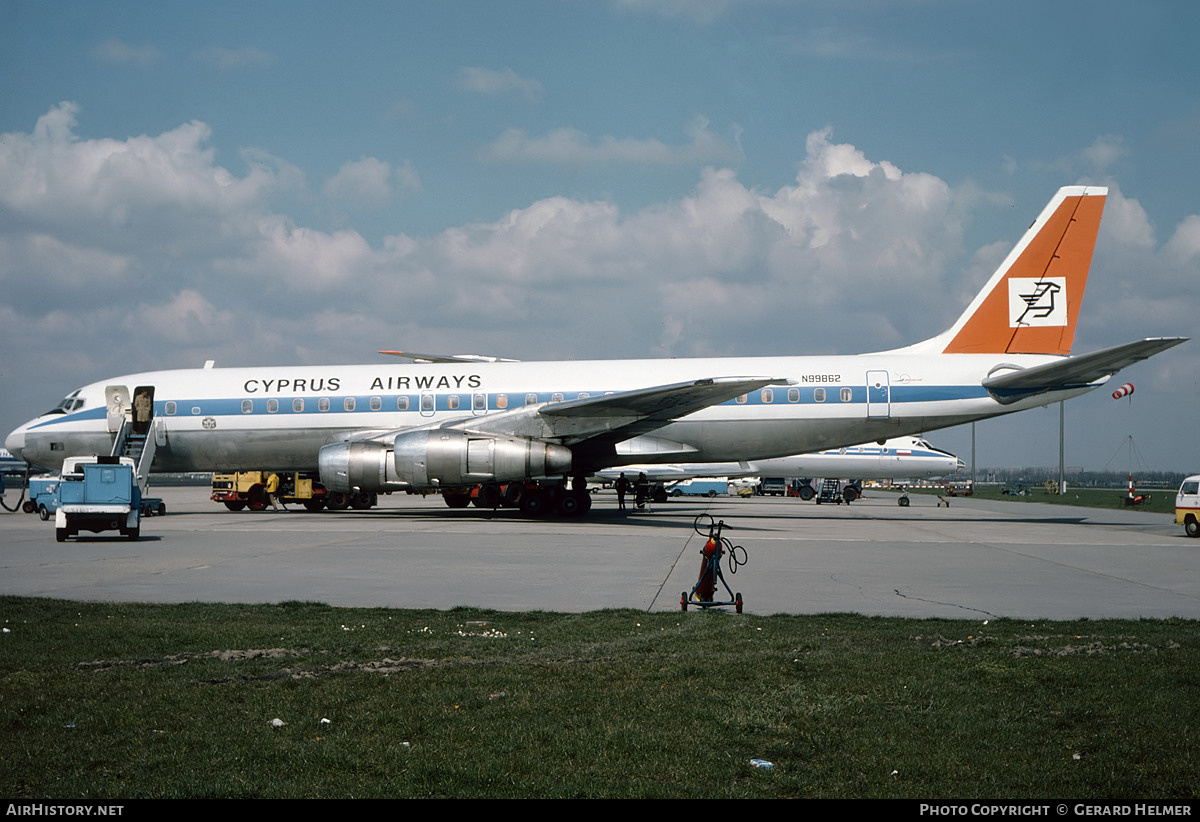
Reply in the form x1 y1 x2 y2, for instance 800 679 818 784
983 337 1187 404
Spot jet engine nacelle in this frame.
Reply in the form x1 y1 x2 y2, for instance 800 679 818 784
318 431 572 492
318 440 394 493
393 429 572 487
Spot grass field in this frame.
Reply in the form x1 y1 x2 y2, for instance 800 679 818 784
908 484 1179 516
2 596 1197 798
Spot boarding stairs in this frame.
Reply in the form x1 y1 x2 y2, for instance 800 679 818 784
109 417 159 496
816 478 842 504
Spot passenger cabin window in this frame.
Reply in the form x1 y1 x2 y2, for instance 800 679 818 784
473 393 486 411
578 392 589 399
165 401 177 415
267 399 279 413
344 397 356 412
551 392 564 403
397 396 409 411
319 397 330 412
448 395 460 410
840 388 852 402
370 396 382 411
421 394 434 412
525 393 538 406
735 394 747 404
788 388 799 403
814 388 825 403
293 398 304 413
241 399 253 414
761 388 773 403
496 394 508 409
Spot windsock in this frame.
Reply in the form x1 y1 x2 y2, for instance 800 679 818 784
1112 383 1134 400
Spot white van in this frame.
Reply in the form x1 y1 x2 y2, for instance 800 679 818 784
1175 476 1200 537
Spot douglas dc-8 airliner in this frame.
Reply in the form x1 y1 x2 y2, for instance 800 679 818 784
5 186 1186 515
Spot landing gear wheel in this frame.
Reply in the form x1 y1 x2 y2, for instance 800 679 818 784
501 483 523 508
843 486 859 503
898 495 910 507
558 491 582 517
444 492 472 509
475 483 501 508
520 489 548 517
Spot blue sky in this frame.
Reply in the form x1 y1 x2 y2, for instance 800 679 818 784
2 0 1198 473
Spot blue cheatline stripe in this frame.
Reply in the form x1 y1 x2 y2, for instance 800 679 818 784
32 383 1008 431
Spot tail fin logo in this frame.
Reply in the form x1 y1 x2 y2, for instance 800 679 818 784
1009 278 1066 327
938 186 1106 356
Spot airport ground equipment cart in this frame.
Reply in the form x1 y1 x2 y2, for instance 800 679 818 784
55 456 142 541
681 514 747 613
211 470 357 511
26 474 61 520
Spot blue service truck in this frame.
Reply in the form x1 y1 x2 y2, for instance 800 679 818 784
55 456 142 542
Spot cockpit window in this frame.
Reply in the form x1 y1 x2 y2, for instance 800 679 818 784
47 393 85 415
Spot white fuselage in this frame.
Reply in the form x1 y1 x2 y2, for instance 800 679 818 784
5 350 1091 477
598 437 963 483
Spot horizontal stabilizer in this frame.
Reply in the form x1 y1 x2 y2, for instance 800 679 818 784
983 337 1187 404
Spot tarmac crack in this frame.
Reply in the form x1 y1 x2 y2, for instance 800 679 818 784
891 588 1001 619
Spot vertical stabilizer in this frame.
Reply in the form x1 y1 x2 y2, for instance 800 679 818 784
937 186 1107 355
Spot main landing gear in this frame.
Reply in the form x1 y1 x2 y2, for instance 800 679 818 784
443 478 593 518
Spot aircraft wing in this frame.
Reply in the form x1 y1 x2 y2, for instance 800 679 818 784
378 350 519 363
440 376 790 448
983 337 1187 404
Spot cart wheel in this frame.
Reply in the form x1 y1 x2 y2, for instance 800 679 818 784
158 502 167 516
38 505 50 521
735 593 743 614
56 527 67 543
680 592 688 611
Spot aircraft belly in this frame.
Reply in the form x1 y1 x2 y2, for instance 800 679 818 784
159 428 338 472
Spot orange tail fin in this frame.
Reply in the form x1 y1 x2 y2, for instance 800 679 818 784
939 186 1106 355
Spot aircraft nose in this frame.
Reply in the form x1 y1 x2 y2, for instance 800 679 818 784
955 458 966 471
5 423 27 461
